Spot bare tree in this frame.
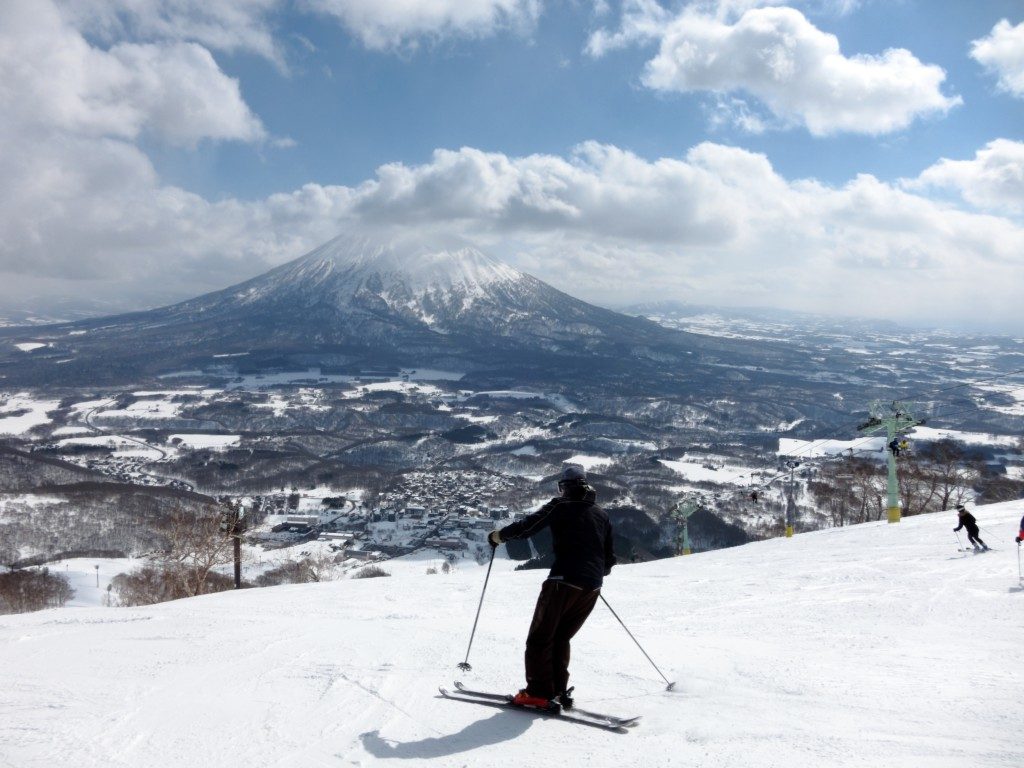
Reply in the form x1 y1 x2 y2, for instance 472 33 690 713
0 528 18 571
920 440 979 510
899 462 940 517
155 507 235 598
810 457 885 526
0 568 74 614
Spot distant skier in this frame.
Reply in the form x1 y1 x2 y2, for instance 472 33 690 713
488 464 616 711
954 505 988 551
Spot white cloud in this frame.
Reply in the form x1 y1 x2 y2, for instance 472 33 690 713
710 0 864 17
2 138 1022 330
908 139 1024 215
56 0 285 66
349 143 1023 326
705 95 770 133
588 4 960 135
302 0 542 50
0 0 275 307
971 19 1024 98
586 0 668 57
59 0 547 59
0 0 266 146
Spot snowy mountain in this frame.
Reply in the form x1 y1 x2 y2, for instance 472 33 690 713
1 233 784 388
178 234 666 351
2 502 1022 767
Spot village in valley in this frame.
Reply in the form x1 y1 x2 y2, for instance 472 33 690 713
245 469 515 571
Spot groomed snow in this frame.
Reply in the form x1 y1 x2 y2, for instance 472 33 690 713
2 502 1022 767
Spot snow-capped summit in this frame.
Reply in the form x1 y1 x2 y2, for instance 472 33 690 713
296 234 524 295
223 234 530 330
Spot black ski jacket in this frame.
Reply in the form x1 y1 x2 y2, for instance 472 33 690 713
954 512 979 535
499 492 615 590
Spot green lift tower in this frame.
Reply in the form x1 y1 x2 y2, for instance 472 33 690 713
857 400 923 524
672 497 700 555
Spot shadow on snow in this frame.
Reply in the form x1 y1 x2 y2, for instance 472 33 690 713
359 710 532 760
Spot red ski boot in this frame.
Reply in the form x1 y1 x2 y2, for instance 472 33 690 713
512 690 560 711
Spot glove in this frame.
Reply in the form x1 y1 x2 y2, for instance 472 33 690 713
488 530 502 548
1016 536 1021 544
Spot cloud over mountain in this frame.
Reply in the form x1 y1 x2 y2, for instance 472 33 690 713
2 136 1022 328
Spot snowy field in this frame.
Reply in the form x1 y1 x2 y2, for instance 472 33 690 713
2 502 1023 768
56 434 164 460
0 393 60 435
168 433 240 450
659 457 761 484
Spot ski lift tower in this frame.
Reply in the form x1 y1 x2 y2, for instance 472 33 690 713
220 500 247 589
782 459 801 537
672 498 700 555
857 400 923 524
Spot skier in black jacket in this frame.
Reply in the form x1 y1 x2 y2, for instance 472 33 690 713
954 505 988 551
488 464 615 710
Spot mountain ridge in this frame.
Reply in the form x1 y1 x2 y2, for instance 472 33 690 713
0 234 803 388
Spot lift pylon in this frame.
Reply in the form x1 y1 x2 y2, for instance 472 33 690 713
671 497 700 555
857 401 924 524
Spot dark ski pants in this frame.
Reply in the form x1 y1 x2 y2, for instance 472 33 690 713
524 580 599 699
967 531 986 548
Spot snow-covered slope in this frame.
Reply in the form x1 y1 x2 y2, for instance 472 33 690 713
3 502 1023 768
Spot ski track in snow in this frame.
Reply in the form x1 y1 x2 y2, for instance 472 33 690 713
2 503 1023 767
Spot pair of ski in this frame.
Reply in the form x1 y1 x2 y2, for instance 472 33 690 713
439 681 640 733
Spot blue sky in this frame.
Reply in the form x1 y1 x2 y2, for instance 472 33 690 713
1 1 1023 331
178 0 1023 197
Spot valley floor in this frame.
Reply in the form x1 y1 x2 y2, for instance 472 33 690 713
2 503 1023 768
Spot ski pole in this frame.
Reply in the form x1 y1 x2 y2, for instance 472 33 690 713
599 593 676 691
1017 542 1022 584
954 530 964 552
458 546 496 672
